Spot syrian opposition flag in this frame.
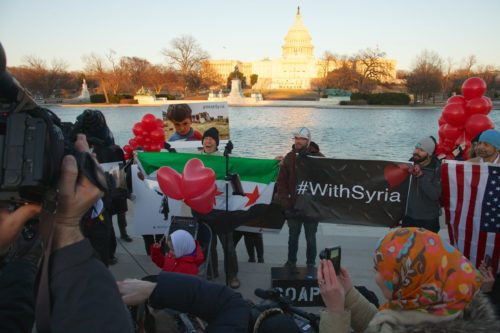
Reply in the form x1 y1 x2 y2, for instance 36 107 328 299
137 152 282 233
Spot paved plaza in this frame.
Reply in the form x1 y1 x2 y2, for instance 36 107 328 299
110 203 450 306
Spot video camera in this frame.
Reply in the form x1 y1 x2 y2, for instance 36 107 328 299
0 42 107 209
250 288 319 333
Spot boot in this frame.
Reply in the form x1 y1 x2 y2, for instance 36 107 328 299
118 213 132 242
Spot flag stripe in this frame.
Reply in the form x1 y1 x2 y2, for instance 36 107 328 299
138 152 279 184
441 163 454 244
453 162 465 251
476 232 487 267
463 163 480 257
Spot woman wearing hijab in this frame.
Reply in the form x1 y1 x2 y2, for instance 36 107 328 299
150 230 204 276
317 227 500 333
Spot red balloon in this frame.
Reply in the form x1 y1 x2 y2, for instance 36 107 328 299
184 184 216 214
144 137 152 144
462 77 486 100
150 129 165 143
142 114 157 131
442 103 466 127
441 124 463 142
132 122 144 136
157 166 183 200
124 152 131 160
447 95 466 106
156 119 164 129
123 144 133 154
149 143 162 152
128 138 138 149
441 138 455 151
462 141 472 160
483 96 493 109
465 97 491 116
143 144 152 152
435 143 448 156
135 135 145 146
438 116 447 126
181 158 215 199
465 114 495 140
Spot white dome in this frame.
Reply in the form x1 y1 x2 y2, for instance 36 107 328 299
282 7 314 58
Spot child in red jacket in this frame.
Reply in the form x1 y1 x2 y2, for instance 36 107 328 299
150 230 204 276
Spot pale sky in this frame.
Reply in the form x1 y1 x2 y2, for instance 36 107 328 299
1 0 499 71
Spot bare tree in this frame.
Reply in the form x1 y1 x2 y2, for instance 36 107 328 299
441 57 454 98
406 50 443 103
462 54 477 77
320 51 339 79
83 53 110 103
352 47 394 92
200 60 224 89
106 50 126 95
120 56 153 93
162 35 209 76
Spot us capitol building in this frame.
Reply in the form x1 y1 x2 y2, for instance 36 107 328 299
207 7 397 90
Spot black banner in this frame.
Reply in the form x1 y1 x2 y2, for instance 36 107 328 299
294 157 411 227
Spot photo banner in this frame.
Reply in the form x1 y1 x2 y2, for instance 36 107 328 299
294 157 412 227
162 101 229 151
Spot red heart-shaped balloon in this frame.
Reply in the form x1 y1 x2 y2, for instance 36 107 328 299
185 184 216 214
384 163 410 189
181 158 215 199
157 166 183 200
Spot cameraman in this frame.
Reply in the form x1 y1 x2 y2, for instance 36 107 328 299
0 134 133 332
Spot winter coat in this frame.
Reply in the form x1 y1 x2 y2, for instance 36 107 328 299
277 142 323 210
405 157 441 220
51 239 133 332
319 287 500 333
150 272 250 333
150 241 204 275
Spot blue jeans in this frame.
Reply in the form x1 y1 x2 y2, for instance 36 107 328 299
287 219 319 266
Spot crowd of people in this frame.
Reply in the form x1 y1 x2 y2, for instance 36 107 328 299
1 103 500 332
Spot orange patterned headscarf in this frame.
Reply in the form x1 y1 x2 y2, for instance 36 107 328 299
374 228 482 316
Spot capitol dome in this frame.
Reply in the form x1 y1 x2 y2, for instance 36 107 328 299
282 7 314 59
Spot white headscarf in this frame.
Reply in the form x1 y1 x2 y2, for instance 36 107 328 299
170 230 196 258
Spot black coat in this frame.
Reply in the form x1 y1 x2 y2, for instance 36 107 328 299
150 272 250 333
0 259 37 333
50 239 133 332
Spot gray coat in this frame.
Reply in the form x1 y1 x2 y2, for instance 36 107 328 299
405 158 441 220
320 287 500 333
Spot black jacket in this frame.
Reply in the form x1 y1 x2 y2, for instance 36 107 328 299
0 259 37 333
277 142 323 210
50 239 133 332
150 272 250 333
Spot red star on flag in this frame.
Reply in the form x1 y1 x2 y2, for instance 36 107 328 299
245 186 260 207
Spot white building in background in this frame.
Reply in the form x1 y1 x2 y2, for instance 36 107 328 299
207 7 397 90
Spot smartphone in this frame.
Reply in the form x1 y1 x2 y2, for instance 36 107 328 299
319 246 341 275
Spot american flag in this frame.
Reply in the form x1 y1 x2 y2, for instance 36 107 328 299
441 160 500 273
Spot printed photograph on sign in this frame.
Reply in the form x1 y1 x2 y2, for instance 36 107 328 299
162 101 229 149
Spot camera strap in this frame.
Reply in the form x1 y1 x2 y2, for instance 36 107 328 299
34 212 56 333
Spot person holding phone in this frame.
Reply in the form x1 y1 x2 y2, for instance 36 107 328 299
479 256 500 317
317 227 500 333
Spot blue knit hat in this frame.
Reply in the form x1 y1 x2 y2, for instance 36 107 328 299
478 129 500 150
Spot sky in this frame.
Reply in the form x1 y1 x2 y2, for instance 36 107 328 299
1 0 499 72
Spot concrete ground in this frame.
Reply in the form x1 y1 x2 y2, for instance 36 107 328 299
109 202 450 309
